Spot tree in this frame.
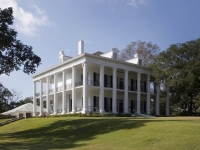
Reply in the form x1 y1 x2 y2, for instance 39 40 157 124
150 38 200 115
119 40 160 66
0 83 12 113
0 7 41 75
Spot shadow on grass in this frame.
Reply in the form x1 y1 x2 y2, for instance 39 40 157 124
0 118 186 150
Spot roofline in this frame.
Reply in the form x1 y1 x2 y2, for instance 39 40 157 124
32 53 151 78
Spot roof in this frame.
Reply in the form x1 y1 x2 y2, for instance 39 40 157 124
32 53 152 79
93 51 104 56
2 103 46 116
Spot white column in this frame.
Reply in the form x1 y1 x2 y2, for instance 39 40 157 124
99 65 104 113
33 81 36 116
72 67 76 113
62 70 66 114
46 76 50 114
124 70 128 113
39 79 43 116
156 83 160 116
137 73 141 114
146 75 150 115
166 81 170 116
112 68 117 114
54 73 58 115
82 63 89 114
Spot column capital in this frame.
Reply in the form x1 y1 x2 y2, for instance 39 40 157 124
54 72 58 76
124 69 129 73
83 62 88 67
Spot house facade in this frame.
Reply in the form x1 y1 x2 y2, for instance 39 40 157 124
32 41 169 116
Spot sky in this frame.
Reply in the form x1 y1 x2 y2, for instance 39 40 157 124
1 0 200 99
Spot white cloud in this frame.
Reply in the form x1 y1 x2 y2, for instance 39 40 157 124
127 0 149 7
0 0 50 36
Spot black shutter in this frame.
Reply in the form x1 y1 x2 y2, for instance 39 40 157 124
104 97 107 112
144 101 146 113
110 75 113 88
144 81 147 92
104 74 107 87
93 96 96 111
93 72 96 86
131 79 133 91
117 78 119 89
110 98 112 111
135 80 137 90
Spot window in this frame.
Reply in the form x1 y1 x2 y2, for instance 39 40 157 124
139 59 142 65
113 53 117 60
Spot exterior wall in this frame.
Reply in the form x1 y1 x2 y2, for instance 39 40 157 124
32 53 161 116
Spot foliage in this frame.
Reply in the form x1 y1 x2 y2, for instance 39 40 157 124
0 7 41 75
150 38 200 115
0 83 12 112
0 82 33 113
119 40 160 66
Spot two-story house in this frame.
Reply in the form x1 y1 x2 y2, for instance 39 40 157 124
32 41 170 116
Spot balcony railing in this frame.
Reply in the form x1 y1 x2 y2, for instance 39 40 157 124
117 84 124 90
66 84 72 90
104 82 112 88
141 88 147 93
128 86 137 92
75 81 83 87
105 107 112 112
57 86 62 92
88 80 100 86
49 89 54 94
42 91 46 95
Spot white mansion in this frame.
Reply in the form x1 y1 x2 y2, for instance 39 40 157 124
32 41 169 116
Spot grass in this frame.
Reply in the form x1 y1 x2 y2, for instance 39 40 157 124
0 117 200 150
0 119 10 123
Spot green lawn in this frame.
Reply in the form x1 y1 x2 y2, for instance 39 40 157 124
0 119 10 123
0 117 199 150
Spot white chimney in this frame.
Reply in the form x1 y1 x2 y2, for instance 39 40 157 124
78 40 84 55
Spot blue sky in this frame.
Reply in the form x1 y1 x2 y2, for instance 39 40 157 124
1 0 200 99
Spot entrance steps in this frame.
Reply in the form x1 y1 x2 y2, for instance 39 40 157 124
0 117 25 127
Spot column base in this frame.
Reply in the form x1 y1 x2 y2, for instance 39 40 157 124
61 111 66 115
71 110 76 114
32 113 36 117
112 111 118 114
53 112 57 115
81 109 89 114
99 110 105 114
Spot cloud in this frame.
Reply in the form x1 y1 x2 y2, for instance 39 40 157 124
0 0 50 36
127 0 149 7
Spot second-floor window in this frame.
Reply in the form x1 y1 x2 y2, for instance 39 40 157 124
104 75 112 88
139 59 142 65
93 72 99 86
